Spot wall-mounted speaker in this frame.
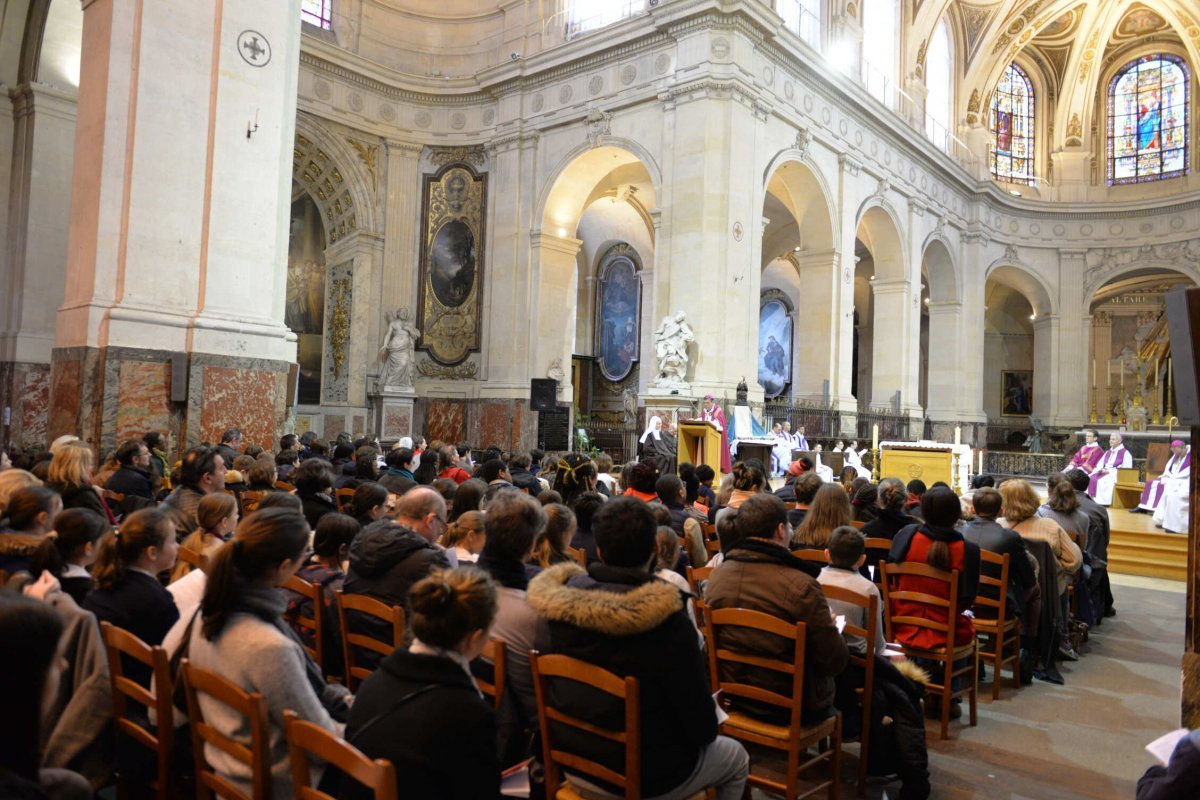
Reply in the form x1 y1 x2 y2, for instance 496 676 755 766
169 352 188 403
530 379 558 412
1165 287 1200 426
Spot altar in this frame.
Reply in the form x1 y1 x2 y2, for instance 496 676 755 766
879 441 973 492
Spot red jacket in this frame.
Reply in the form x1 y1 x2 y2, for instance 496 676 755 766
889 525 979 651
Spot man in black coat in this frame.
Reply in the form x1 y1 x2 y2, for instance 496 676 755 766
104 439 155 500
214 427 242 471
528 497 748 799
1067 468 1114 620
506 451 541 494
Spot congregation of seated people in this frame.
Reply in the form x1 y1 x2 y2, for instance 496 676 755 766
0 426 1190 800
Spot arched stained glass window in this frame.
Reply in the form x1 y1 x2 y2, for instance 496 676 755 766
1108 54 1190 185
301 0 333 30
990 63 1035 184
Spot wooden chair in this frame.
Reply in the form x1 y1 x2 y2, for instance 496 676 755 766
850 520 866 530
475 638 508 712
531 651 642 799
100 622 175 800
335 488 357 514
700 520 719 558
240 490 269 514
863 538 892 590
275 481 296 493
103 489 127 504
335 590 405 691
176 545 208 576
819 586 879 796
283 710 396 800
972 550 1021 700
702 606 841 800
792 548 830 565
283 574 326 675
182 660 272 800
686 566 714 627
880 562 978 739
1113 466 1144 509
567 546 588 568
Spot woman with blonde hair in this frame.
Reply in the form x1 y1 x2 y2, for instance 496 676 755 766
441 510 486 564
791 483 853 548
0 468 42 516
171 492 238 582
47 442 113 521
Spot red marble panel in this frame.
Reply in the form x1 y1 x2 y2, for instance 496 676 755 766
115 361 173 444
19 365 50 447
48 359 82 441
199 366 277 451
426 399 465 444
323 413 345 442
510 401 524 449
479 402 511 450
352 415 365 437
383 406 411 440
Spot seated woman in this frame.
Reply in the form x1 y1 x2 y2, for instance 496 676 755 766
246 458 279 493
0 486 62 573
441 510 486 565
448 478 486 523
1000 479 1082 597
170 493 238 583
186 507 351 799
29 508 109 605
712 461 766 526
284 512 361 679
293 459 338 532
83 508 179 684
1037 474 1090 543
791 482 853 550
0 593 92 800
46 443 113 522
530 504 575 568
552 453 599 507
887 487 980 719
342 567 501 800
351 481 392 528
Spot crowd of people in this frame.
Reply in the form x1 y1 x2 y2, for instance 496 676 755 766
0 425 1193 799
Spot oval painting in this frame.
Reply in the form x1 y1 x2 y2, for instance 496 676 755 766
758 299 792 398
596 255 640 382
429 219 477 308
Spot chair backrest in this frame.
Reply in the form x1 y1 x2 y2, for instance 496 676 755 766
791 548 829 564
240 490 269 514
336 590 405 691
701 606 807 731
685 565 713 597
103 489 126 504
1066 529 1085 554
283 573 325 674
475 638 508 712
177 545 208 574
283 710 397 800
335 488 357 513
531 651 641 799
820 584 879 671
182 660 271 800
567 546 588 568
879 561 960 646
100 622 174 791
275 481 296 493
974 549 1010 620
851 519 866 529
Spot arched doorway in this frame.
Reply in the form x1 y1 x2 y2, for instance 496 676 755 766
855 204 915 412
983 264 1054 427
920 237 959 418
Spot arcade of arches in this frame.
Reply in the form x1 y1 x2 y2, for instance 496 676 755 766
2 0 1200 792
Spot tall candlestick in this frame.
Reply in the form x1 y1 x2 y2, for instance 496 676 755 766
872 424 879 451
1092 359 1096 387
1107 363 1111 388
1121 367 1124 391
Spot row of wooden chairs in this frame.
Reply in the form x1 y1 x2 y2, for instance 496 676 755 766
99 616 507 799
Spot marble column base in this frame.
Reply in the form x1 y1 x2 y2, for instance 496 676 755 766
48 346 291 455
0 361 51 451
373 391 417 443
413 398 539 453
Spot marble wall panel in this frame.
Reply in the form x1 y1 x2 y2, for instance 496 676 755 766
352 415 365 437
114 360 173 444
18 364 50 447
426 399 465 444
479 402 511 450
199 366 278 450
381 403 412 440
324 413 346 441
48 357 82 442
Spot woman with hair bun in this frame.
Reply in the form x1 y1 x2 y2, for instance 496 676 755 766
440 510 486 564
186 507 351 799
343 567 500 800
170 492 238 583
29 508 109 605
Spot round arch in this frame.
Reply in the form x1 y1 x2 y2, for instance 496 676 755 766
920 235 958 303
537 140 661 235
985 262 1056 317
1085 263 1200 309
292 113 380 243
761 152 838 255
855 202 907 281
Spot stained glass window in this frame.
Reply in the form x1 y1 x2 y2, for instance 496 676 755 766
301 0 333 30
989 63 1035 184
1108 55 1190 185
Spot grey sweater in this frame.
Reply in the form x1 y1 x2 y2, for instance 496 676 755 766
187 590 347 800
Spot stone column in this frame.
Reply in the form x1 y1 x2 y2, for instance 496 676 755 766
792 249 841 401
1032 315 1059 423
924 300 962 417
1 82 77 448
528 232 582 403
380 139 423 313
869 278 914 411
960 232 990 422
1055 249 1089 427
1093 310 1113 419
51 0 302 450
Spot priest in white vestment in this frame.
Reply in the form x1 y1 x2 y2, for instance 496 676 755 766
1088 432 1132 506
1139 440 1191 514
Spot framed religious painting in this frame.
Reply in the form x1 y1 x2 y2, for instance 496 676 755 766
1001 370 1033 417
417 163 487 365
758 293 793 398
593 244 642 382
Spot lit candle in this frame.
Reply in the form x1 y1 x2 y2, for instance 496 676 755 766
1107 363 1111 388
872 424 879 451
978 450 984 474
954 425 961 445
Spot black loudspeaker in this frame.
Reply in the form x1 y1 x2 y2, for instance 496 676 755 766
169 353 188 403
1165 287 1200 426
530 379 558 412
286 363 300 408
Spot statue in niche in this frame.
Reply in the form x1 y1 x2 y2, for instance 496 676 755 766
377 308 420 391
653 310 695 390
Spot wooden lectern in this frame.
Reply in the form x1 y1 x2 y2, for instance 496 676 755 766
678 420 724 479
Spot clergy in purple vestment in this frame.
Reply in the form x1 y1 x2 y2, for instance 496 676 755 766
1088 432 1132 506
701 394 732 474
1138 440 1192 513
1066 429 1104 474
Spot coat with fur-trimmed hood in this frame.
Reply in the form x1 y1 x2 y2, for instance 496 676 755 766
528 562 718 797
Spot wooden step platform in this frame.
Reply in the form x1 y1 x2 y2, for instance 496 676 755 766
1107 508 1188 582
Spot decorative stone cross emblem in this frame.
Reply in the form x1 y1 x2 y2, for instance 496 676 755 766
237 30 272 67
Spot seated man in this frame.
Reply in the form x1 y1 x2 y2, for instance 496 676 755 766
1065 429 1103 475
704 493 848 725
528 497 748 800
104 439 155 500
1158 491 1189 534
1088 432 1132 506
1139 440 1191 515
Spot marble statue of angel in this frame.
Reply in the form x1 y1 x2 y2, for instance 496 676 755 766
377 308 419 391
653 310 695 389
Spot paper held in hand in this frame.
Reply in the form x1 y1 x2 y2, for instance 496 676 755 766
1145 728 1189 765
